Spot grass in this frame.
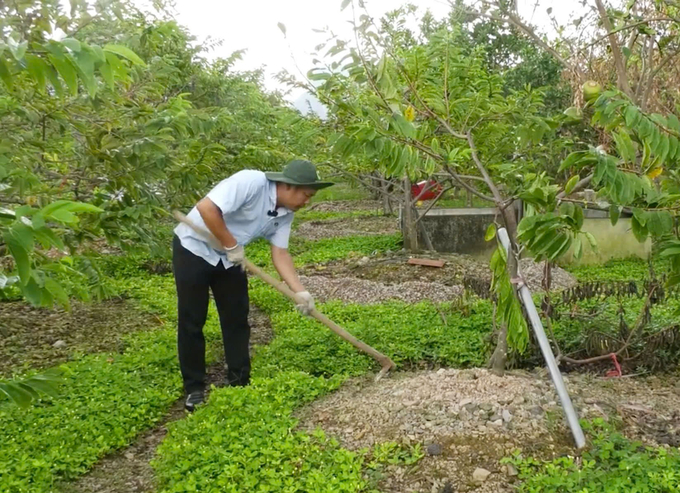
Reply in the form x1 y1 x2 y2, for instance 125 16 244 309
312 182 371 202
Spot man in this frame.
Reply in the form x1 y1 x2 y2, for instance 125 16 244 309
172 159 333 411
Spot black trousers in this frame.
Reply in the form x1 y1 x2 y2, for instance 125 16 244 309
172 235 250 393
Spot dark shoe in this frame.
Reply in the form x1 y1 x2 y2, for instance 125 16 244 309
184 390 205 412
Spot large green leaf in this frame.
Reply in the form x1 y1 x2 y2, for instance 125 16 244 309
48 54 78 96
5 235 30 284
609 205 621 226
0 57 13 89
613 130 636 163
98 59 115 89
45 278 70 309
25 54 48 90
103 44 146 66
0 381 34 408
74 47 97 97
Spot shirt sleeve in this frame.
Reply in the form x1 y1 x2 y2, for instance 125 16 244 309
205 170 262 214
267 215 293 249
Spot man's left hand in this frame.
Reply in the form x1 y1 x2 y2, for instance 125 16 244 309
294 291 315 316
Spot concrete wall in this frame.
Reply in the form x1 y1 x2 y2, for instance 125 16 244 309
413 207 651 265
563 217 651 265
415 207 500 259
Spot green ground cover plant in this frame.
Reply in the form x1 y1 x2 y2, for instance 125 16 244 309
505 419 680 493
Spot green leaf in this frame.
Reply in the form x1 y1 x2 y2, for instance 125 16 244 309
564 175 580 195
341 0 351 10
103 44 146 66
624 105 640 127
0 381 34 408
573 236 583 259
48 54 78 96
9 223 34 251
631 214 649 242
613 130 636 162
45 278 70 309
98 60 114 89
584 232 598 252
485 223 496 241
0 57 13 89
74 48 97 97
43 62 63 96
25 54 48 90
277 22 287 36
62 38 81 52
390 114 415 139
22 373 61 398
5 236 30 284
558 151 591 173
609 205 620 226
22 277 43 306
646 211 673 236
33 226 64 250
9 41 28 61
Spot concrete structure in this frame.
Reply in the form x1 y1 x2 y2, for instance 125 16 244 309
413 206 651 265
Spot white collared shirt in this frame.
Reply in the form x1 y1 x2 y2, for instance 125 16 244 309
173 170 293 268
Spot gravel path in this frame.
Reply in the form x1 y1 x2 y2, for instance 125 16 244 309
296 369 680 493
296 215 399 241
299 275 463 304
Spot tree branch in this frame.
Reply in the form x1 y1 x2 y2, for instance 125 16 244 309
594 0 634 97
557 173 593 199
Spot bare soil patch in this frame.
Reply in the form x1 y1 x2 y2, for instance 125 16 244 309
296 215 399 241
58 306 273 493
307 199 383 213
299 275 463 304
0 298 162 377
296 369 680 493
300 252 577 294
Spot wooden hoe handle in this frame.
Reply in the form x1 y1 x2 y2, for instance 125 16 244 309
172 210 396 381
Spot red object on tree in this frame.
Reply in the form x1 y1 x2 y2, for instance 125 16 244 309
411 180 442 201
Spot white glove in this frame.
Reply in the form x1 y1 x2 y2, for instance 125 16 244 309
294 291 315 316
224 244 245 269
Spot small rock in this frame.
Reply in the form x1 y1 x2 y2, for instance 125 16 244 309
490 419 503 427
513 395 525 405
426 443 443 456
530 405 544 416
472 467 491 483
459 398 472 406
502 409 513 422
507 463 518 476
489 414 501 422
480 403 493 412
124 452 134 460
358 256 370 265
463 402 478 413
52 340 67 349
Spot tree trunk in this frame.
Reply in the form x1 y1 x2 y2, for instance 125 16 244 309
382 178 393 215
402 177 419 251
466 189 473 207
487 201 522 373
488 321 509 376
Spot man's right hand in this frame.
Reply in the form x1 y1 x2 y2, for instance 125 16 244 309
224 244 245 269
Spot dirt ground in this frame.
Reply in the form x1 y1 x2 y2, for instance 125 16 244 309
296 215 399 241
300 250 576 295
0 297 163 377
295 368 680 493
57 306 273 493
